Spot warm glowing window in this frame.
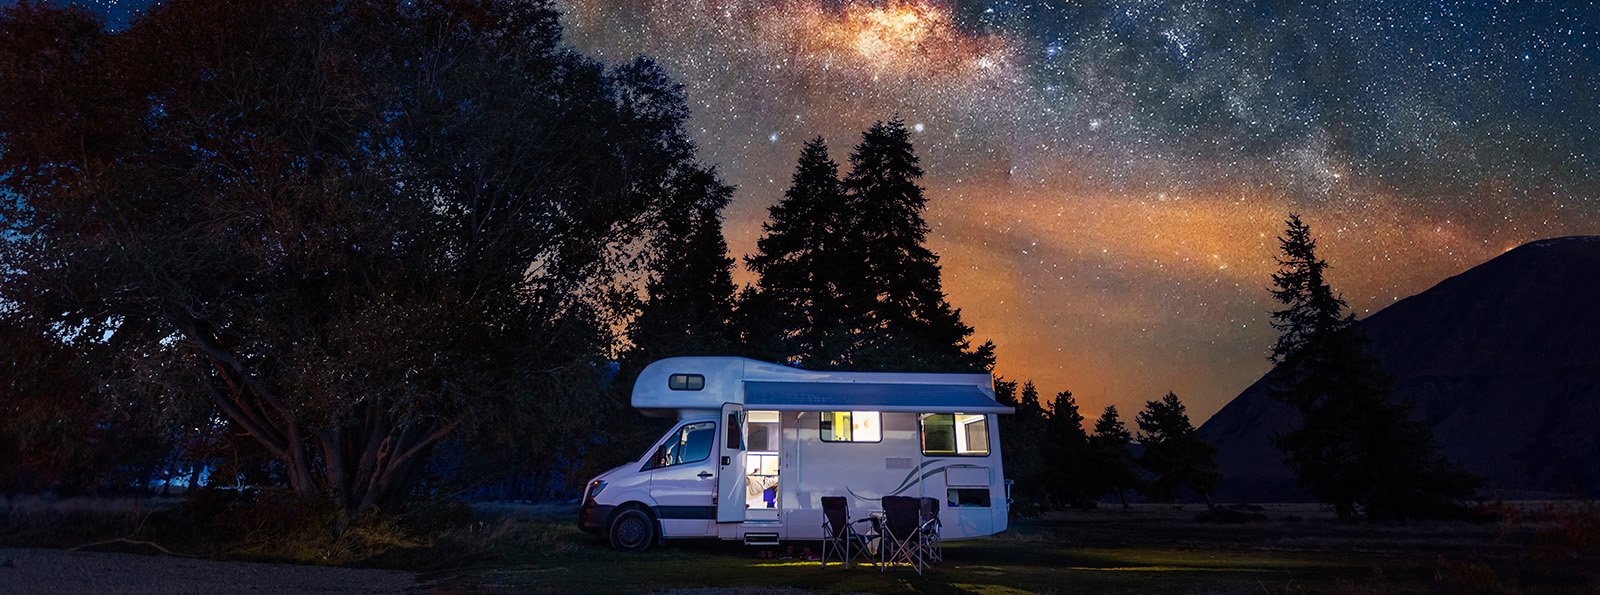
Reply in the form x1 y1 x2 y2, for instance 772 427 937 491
921 414 990 456
820 411 881 442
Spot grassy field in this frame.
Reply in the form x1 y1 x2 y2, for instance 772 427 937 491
411 502 1598 594
4 496 1596 594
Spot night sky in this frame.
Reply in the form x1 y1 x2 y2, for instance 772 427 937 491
88 0 1599 423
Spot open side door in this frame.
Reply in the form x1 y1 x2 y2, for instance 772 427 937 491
716 402 746 523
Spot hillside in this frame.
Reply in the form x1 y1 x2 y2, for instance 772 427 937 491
1199 236 1600 501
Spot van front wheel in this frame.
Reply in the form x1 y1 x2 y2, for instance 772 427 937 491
608 508 655 552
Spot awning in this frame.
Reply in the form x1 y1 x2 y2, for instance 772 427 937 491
743 381 1013 414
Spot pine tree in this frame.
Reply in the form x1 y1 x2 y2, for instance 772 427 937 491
1089 405 1140 509
742 137 850 367
627 166 738 364
743 122 993 373
1267 215 1479 520
1136 392 1222 508
1043 390 1095 508
994 378 1045 512
837 118 994 373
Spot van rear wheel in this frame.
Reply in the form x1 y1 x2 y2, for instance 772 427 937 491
608 508 655 552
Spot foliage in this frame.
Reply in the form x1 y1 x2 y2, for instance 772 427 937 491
1042 389 1095 508
837 118 994 373
625 165 739 365
741 137 851 367
0 0 715 526
992 379 1048 513
741 121 993 373
1087 405 1141 508
1135 392 1222 507
1267 215 1479 520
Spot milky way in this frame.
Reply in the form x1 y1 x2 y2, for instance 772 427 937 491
557 0 1598 421
86 0 1600 422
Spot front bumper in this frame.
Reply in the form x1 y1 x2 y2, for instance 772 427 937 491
578 502 614 534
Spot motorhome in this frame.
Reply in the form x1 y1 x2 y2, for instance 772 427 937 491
579 356 1012 551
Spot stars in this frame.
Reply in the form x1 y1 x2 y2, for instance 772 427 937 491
553 0 1596 422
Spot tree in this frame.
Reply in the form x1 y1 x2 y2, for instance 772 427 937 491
837 119 993 373
1088 405 1140 509
626 166 739 364
1042 390 1095 508
742 138 852 367
1267 215 1479 520
1136 392 1222 508
0 0 714 528
992 378 1044 512
743 122 993 373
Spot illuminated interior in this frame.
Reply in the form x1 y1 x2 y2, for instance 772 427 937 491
744 410 781 519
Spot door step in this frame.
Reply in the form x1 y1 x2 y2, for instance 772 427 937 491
743 532 780 546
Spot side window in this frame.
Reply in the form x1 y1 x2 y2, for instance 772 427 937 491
920 414 990 456
820 411 881 442
652 422 716 468
669 374 704 390
947 488 992 508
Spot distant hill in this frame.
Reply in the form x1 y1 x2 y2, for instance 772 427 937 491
1199 236 1600 502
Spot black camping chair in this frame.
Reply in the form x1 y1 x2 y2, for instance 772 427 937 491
820 497 874 568
919 496 942 565
878 496 926 574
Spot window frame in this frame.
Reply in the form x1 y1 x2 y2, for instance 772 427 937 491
919 413 992 457
818 411 883 443
646 421 717 470
947 487 993 508
668 373 705 391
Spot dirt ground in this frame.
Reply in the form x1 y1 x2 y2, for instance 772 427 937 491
0 547 419 595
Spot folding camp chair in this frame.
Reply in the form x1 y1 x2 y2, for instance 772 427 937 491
919 496 942 565
878 496 925 575
820 497 874 568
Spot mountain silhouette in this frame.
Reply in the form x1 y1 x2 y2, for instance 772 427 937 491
1199 236 1600 501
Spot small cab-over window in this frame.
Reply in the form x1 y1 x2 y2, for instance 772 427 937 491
669 373 705 391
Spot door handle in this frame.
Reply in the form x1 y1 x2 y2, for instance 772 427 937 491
697 471 713 479
721 456 730 465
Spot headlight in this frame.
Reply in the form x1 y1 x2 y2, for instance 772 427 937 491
585 480 607 504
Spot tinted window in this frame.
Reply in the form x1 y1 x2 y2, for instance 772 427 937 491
948 488 992 508
669 374 704 390
652 422 716 468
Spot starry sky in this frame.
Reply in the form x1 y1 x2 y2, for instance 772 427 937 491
87 0 1599 423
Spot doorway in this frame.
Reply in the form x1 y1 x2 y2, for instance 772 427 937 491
744 410 781 521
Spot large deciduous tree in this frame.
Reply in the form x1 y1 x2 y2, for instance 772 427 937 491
0 0 715 527
1267 215 1478 520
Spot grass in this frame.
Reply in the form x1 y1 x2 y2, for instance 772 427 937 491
413 502 1599 594
4 495 1597 594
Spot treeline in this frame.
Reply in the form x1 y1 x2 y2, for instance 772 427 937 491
996 382 1220 512
0 0 1480 528
0 0 994 527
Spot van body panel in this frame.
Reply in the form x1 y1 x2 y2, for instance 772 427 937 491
585 357 1012 545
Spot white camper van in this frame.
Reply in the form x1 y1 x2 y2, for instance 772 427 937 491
579 356 1012 551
